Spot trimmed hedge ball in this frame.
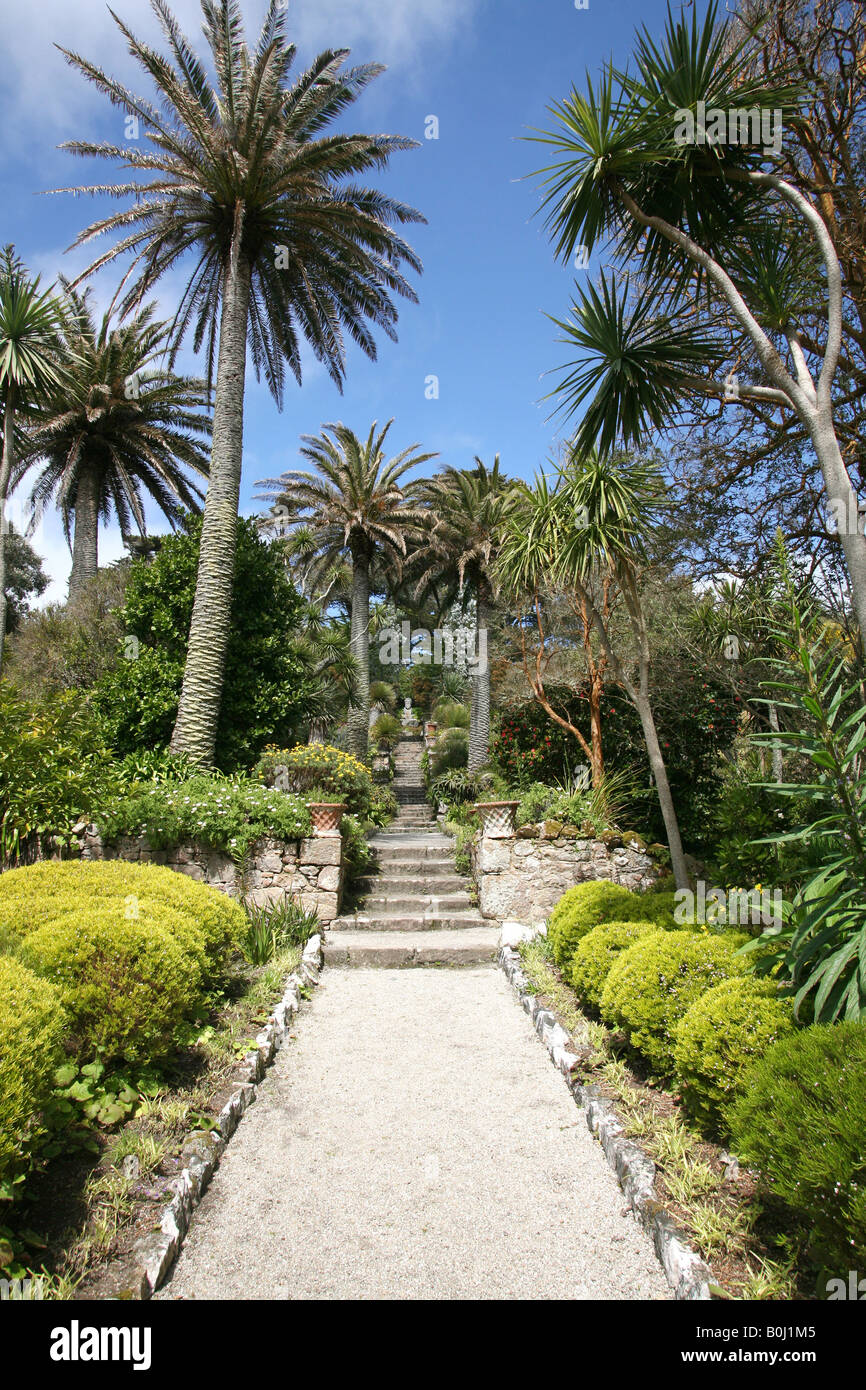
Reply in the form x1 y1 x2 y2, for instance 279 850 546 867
0 956 67 1183
600 929 749 1075
673 976 795 1135
569 919 663 1009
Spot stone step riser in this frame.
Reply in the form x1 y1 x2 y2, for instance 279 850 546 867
333 915 484 932
323 933 498 966
361 896 475 913
356 877 468 894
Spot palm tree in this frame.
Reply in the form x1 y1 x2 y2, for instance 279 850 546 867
57 0 424 765
500 449 690 890
258 420 434 757
413 457 515 771
0 246 66 674
26 288 209 599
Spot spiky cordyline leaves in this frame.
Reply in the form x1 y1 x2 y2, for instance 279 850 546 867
531 3 802 287
22 284 210 546
0 247 68 409
257 419 435 590
52 0 424 403
548 272 720 458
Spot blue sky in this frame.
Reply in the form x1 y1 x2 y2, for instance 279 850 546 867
1 0 682 600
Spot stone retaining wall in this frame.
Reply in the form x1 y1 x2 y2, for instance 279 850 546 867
79 827 344 923
471 825 660 924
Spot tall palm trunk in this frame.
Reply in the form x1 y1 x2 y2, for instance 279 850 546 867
0 387 16 675
346 539 371 758
68 466 99 600
468 590 491 771
170 247 252 766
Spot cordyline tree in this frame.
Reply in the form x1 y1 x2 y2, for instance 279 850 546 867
499 450 691 891
530 0 866 639
57 0 423 765
258 420 434 758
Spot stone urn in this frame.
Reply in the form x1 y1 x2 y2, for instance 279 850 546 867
425 721 438 737
474 801 519 839
308 802 346 837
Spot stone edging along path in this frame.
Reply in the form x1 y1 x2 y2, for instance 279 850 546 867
498 937 713 1302
131 933 325 1299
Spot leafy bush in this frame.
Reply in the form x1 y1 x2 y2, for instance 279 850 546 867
0 957 67 1189
255 744 373 817
366 785 398 827
6 564 128 703
600 930 749 1075
341 813 376 885
0 861 243 986
114 748 200 788
370 713 402 750
369 680 397 711
96 775 311 859
18 914 202 1065
514 769 636 835
93 517 317 771
673 977 795 1136
0 684 114 864
728 1023 866 1269
429 768 484 808
569 920 662 1008
547 881 672 969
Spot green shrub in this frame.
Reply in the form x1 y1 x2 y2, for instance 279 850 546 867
547 881 666 968
728 1023 866 1269
0 957 67 1187
430 727 468 776
0 861 243 983
600 930 749 1075
569 920 662 1008
19 913 203 1065
673 977 795 1135
255 744 373 817
369 680 397 711
432 701 470 730
0 684 115 864
96 775 311 858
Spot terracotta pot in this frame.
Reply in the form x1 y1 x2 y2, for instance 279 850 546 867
308 802 346 836
474 800 519 839
425 721 438 736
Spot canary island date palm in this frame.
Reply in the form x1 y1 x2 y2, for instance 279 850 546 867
531 0 866 638
412 457 515 771
0 247 67 674
56 0 423 765
499 449 690 890
258 420 435 757
26 287 209 599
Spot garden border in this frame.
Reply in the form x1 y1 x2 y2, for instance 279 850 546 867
498 938 713 1301
130 933 324 1299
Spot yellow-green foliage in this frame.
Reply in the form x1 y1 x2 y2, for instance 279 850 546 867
0 956 67 1183
600 930 749 1075
569 920 662 1009
0 860 243 982
673 977 795 1136
19 913 201 1064
547 880 676 969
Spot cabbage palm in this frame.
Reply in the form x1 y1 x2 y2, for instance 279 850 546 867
27 288 209 599
500 449 690 890
258 420 434 757
531 0 866 638
57 0 423 765
413 457 515 771
0 247 66 674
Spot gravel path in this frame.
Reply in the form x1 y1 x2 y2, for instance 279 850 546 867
159 966 669 1300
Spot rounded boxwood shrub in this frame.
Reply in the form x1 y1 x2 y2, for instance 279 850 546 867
0 861 243 983
548 881 675 969
673 977 795 1136
728 1023 866 1268
569 920 662 1008
600 930 749 1075
19 912 203 1065
0 956 67 1183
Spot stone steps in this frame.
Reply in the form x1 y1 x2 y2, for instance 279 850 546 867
323 928 498 967
325 741 492 966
